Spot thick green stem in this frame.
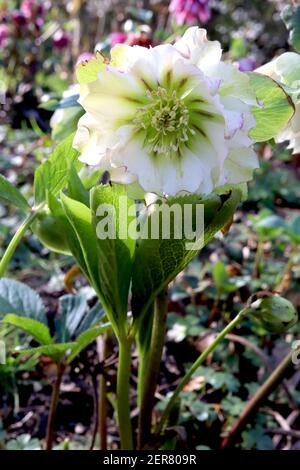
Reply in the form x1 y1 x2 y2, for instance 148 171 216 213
117 339 133 450
45 362 65 450
156 308 247 436
0 208 42 278
138 288 168 449
98 331 112 450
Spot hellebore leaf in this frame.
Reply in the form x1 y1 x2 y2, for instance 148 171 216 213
248 72 295 142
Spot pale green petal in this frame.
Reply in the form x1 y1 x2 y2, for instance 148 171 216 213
225 148 259 184
76 53 106 85
110 43 149 71
209 62 258 105
274 52 300 87
79 68 145 123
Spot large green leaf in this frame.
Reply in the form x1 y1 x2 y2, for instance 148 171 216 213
131 190 241 320
66 323 111 364
47 193 89 273
248 72 295 142
90 184 136 334
0 175 30 212
74 301 105 336
55 294 87 342
18 343 76 363
60 193 101 298
0 278 47 324
34 134 82 205
68 164 89 206
2 314 52 345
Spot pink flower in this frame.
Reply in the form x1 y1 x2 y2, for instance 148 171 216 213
0 23 9 46
110 32 128 47
12 10 27 27
21 0 44 19
169 0 211 25
53 30 70 49
76 52 95 66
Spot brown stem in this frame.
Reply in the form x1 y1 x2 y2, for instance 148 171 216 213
45 363 65 450
99 373 108 449
89 374 98 450
253 239 263 278
274 248 297 295
226 333 297 409
221 350 294 449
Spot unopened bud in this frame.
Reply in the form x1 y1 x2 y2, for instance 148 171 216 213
247 293 298 333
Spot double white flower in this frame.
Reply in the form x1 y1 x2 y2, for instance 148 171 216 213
73 27 259 196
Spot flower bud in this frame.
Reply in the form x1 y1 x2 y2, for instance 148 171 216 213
21 0 44 20
53 30 70 49
12 10 27 27
32 211 71 255
247 294 298 333
110 32 128 47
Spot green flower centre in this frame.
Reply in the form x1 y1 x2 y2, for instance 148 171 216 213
134 87 192 156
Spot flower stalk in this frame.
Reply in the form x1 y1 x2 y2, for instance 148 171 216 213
155 307 248 436
45 362 65 450
0 205 44 278
117 338 134 450
138 288 168 449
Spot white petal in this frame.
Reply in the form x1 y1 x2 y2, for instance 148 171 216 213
79 68 144 122
110 43 150 72
208 62 258 105
174 27 222 72
274 52 300 86
223 109 244 139
73 112 119 168
225 148 259 184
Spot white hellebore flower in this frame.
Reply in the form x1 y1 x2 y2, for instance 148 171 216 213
257 52 300 154
73 27 259 196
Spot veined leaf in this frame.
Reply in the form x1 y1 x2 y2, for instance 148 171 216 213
67 323 111 364
34 134 82 205
131 190 241 321
0 278 47 324
18 343 76 363
248 72 295 142
0 175 30 212
60 193 102 303
91 184 136 334
75 301 105 336
55 294 87 342
68 165 89 206
2 314 52 345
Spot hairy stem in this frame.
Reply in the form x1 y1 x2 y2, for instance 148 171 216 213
117 338 133 450
0 207 43 278
138 288 168 449
156 308 247 436
45 362 65 450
